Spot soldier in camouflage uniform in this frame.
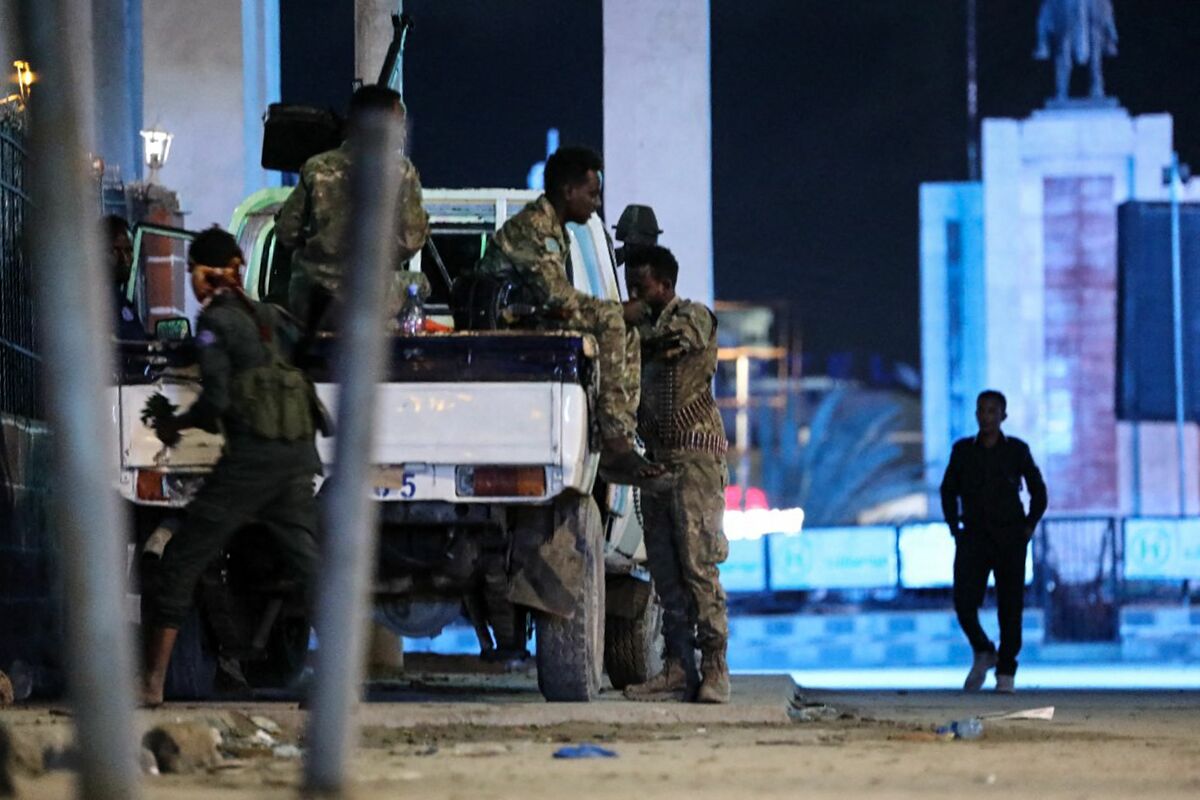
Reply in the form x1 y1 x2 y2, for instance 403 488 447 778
479 146 670 489
275 84 429 333
621 245 731 704
138 228 321 707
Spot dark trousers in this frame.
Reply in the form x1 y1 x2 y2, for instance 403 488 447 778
153 447 319 629
952 527 1028 676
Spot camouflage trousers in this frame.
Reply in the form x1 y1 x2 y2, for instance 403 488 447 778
640 455 729 653
560 295 640 445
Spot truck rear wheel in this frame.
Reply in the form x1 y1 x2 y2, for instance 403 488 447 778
604 587 664 690
535 495 605 702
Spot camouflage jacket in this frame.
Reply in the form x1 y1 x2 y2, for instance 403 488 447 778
482 194 582 313
634 296 728 460
274 143 430 295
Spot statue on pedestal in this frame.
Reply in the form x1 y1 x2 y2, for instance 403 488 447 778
1034 0 1119 102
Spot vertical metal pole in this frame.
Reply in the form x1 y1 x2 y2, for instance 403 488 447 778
16 1 141 798
1169 153 1187 516
735 353 750 511
965 0 980 181
303 111 405 797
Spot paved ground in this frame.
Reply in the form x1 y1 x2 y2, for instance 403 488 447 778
5 660 1200 799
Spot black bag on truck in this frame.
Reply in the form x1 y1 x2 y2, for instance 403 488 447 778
261 104 342 172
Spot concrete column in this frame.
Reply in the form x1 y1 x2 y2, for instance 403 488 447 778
141 0 279 234
603 0 713 305
92 0 142 182
355 0 399 85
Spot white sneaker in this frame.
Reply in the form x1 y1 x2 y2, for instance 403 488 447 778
963 650 998 692
995 674 1015 694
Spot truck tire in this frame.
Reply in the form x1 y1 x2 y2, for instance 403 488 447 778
242 614 311 689
535 495 605 702
604 588 664 690
162 610 217 700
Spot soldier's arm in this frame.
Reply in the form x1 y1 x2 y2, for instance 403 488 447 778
395 160 429 263
495 218 581 313
643 304 714 358
274 175 310 250
174 309 236 433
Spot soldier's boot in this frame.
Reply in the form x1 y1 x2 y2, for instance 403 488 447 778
696 646 731 704
140 626 179 708
622 657 693 701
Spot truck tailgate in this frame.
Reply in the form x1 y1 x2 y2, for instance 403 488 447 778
314 381 567 466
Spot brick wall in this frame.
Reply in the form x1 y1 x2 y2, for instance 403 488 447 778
1043 176 1119 511
0 413 62 696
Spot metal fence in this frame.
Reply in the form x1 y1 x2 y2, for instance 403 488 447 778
725 515 1196 643
0 118 39 418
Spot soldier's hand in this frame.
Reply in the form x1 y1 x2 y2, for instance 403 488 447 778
140 392 179 426
153 416 182 448
622 299 647 324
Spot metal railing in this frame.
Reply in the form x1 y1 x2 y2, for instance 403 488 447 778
0 118 40 419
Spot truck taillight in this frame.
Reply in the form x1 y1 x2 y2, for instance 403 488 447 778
456 466 546 498
136 470 167 502
135 470 202 503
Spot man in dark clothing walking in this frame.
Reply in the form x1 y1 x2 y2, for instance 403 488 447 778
940 390 1048 694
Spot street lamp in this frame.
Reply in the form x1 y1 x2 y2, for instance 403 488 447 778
139 126 173 183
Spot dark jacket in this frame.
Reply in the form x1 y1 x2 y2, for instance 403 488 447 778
939 433 1048 533
177 291 319 471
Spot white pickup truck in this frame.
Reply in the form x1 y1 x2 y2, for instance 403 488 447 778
114 188 663 701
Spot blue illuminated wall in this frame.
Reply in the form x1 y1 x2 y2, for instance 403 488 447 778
919 183 985 487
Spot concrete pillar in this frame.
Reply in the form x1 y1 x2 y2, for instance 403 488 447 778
141 0 279 235
603 0 713 305
92 0 142 182
354 0 399 86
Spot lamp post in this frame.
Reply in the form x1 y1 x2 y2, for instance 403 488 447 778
1164 153 1193 516
139 126 173 183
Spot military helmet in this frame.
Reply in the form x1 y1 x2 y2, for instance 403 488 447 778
613 204 662 245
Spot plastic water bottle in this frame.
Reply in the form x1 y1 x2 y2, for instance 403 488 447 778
936 717 984 740
397 282 425 335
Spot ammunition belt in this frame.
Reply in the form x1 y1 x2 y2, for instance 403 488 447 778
646 430 728 457
638 393 721 439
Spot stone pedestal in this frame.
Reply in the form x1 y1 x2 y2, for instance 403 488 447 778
922 106 1200 515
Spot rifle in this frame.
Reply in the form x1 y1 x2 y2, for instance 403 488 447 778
377 11 415 96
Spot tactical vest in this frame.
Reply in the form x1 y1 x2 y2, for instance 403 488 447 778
228 304 317 442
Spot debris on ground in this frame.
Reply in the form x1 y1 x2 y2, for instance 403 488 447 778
142 722 222 774
789 702 839 722
4 723 74 774
552 743 617 759
271 745 302 760
983 706 1055 721
935 718 984 740
450 742 510 757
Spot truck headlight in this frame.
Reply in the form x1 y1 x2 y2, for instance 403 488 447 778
455 466 546 498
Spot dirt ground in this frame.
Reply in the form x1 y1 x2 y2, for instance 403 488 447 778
5 663 1200 799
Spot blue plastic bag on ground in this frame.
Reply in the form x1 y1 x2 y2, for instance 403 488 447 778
552 743 618 759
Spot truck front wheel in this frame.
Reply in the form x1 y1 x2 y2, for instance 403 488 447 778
535 495 605 702
604 586 664 690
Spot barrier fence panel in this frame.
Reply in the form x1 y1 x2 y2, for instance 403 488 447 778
0 119 39 419
1031 518 1118 642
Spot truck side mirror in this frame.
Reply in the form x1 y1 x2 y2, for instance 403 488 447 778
155 317 191 342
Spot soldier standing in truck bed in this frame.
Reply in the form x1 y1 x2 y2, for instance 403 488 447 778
138 227 321 707
479 145 671 491
621 245 731 703
274 84 429 333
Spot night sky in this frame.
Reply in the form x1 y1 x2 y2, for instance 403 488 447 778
281 0 1200 369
